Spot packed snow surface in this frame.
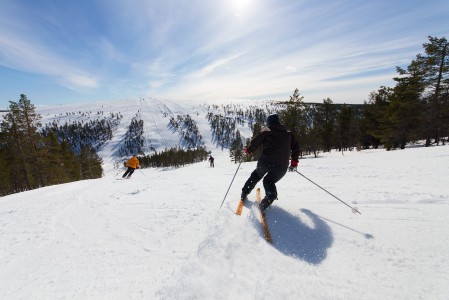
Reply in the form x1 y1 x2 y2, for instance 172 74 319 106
1 99 448 299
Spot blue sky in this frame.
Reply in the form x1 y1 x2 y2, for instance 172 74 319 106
0 0 448 107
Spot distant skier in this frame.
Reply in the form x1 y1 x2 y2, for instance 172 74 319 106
209 155 215 167
122 155 140 178
240 114 300 211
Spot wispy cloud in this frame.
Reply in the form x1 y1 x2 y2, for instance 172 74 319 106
0 32 99 91
0 0 448 106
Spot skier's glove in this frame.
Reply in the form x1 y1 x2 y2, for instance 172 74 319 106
289 159 298 171
291 159 298 167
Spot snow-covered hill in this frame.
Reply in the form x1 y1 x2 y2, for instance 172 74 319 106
35 97 258 172
1 99 449 299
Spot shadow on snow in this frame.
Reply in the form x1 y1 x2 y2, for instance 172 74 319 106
267 207 333 265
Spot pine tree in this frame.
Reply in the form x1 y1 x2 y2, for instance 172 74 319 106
414 36 449 146
279 89 307 157
316 98 335 153
304 104 320 157
40 133 79 184
335 105 359 153
362 87 392 149
0 131 12 195
0 95 43 190
384 62 426 149
78 146 103 179
230 130 243 163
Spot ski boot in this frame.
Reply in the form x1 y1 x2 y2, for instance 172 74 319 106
259 196 275 212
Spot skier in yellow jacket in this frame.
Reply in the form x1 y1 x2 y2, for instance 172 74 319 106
122 155 140 178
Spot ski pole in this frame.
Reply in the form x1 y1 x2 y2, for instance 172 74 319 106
295 170 361 214
220 161 242 208
114 168 125 177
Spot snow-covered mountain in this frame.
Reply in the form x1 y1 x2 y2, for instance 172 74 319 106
1 98 448 299
35 97 258 172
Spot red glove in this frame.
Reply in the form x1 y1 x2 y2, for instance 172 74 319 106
290 159 298 168
244 147 250 155
289 159 298 172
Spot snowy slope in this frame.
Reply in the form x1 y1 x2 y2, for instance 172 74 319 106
1 99 449 299
37 98 194 164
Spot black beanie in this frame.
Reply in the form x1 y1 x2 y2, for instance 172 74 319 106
266 114 280 126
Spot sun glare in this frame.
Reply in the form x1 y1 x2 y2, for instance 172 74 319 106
232 0 251 17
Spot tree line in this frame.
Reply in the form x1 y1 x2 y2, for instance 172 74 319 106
364 36 448 149
0 95 103 196
228 36 448 161
138 147 209 168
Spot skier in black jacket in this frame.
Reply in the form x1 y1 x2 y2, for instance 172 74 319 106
241 114 300 211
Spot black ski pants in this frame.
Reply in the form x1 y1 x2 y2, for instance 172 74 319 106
242 159 288 201
123 167 135 178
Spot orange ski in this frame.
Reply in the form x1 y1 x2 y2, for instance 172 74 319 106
256 188 272 243
235 199 244 216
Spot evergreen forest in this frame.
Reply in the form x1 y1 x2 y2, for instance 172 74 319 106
0 95 103 196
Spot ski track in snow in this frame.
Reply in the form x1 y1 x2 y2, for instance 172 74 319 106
1 99 448 299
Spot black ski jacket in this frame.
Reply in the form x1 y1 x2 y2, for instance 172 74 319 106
247 123 300 167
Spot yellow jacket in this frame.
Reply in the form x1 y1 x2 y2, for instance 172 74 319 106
126 156 140 169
